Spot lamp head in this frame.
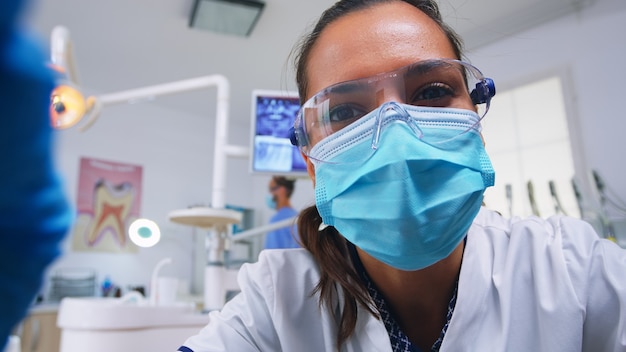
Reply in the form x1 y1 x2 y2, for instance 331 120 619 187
49 64 97 130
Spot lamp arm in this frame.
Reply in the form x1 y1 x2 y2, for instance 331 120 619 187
95 75 228 106
85 75 236 211
79 75 231 137
77 96 101 132
229 216 298 242
51 25 79 84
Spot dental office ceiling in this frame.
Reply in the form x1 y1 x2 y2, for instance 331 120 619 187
25 0 589 123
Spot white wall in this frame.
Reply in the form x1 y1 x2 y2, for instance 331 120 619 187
469 0 626 222
44 0 626 299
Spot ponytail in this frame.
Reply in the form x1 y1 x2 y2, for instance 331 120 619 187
298 205 378 349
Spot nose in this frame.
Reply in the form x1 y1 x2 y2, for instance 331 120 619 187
373 83 406 107
371 102 423 150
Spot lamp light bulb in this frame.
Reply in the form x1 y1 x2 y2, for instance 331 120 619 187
129 218 161 248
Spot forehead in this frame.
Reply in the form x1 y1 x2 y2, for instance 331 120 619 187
306 2 457 100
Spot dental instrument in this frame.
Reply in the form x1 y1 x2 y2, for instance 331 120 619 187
527 180 541 217
548 180 568 216
571 177 584 219
505 183 513 218
592 170 617 241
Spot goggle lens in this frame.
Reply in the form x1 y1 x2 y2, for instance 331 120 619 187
290 59 495 161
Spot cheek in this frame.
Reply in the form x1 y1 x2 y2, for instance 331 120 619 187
308 128 325 147
302 153 316 186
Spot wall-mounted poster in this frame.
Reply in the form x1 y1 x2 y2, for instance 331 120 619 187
71 157 143 253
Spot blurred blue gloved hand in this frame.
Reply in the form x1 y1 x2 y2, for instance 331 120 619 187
0 0 73 347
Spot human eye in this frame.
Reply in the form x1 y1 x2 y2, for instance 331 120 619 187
328 104 365 125
326 103 367 130
404 60 474 109
410 83 455 107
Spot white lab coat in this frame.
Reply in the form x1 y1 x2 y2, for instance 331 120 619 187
180 208 626 351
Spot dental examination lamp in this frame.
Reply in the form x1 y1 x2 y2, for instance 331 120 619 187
48 25 245 224
49 25 295 310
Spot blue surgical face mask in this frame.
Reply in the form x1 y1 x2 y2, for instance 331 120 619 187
311 103 495 271
265 194 277 210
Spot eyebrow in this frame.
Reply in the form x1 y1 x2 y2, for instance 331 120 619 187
404 60 452 78
324 79 370 96
312 60 463 101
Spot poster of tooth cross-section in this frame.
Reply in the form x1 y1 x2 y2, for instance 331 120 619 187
72 157 143 253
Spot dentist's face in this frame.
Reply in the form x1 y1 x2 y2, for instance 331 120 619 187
300 1 459 184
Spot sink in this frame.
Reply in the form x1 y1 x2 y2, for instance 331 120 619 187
57 297 210 352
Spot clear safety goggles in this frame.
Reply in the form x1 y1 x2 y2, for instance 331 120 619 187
289 59 495 162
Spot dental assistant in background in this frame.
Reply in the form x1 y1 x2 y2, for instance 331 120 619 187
178 0 626 351
0 0 72 348
263 176 299 249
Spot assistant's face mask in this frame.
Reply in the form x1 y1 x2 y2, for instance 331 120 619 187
312 103 495 270
265 194 277 210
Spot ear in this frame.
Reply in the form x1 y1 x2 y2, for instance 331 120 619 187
301 152 316 186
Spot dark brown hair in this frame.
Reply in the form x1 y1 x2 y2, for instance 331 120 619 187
292 0 464 349
271 176 295 198
292 0 463 104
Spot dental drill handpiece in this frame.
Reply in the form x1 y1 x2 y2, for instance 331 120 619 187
527 181 541 217
571 178 584 219
505 184 513 218
549 180 568 216
592 170 616 240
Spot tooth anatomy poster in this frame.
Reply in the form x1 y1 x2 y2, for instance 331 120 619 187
72 157 143 253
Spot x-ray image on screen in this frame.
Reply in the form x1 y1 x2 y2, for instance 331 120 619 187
250 90 307 176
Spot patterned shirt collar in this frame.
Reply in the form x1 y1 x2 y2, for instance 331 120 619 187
347 242 460 352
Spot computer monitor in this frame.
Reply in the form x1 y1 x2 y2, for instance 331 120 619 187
249 89 308 177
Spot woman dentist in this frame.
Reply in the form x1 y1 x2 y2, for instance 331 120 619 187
178 0 626 351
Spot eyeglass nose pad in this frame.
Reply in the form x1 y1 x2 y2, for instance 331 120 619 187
371 102 424 150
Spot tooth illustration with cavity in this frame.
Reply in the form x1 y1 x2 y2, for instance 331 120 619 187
87 178 135 246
